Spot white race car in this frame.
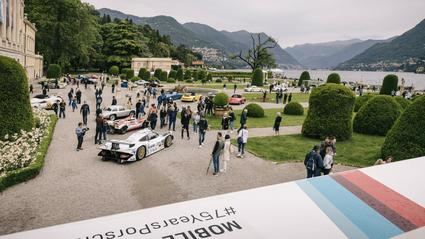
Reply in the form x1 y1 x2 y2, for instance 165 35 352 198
244 86 264 92
31 95 63 110
98 129 174 164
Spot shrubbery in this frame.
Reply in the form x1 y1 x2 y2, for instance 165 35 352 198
354 94 375 112
381 95 425 161
154 69 162 79
185 79 193 83
184 70 192 80
302 83 355 141
252 68 264 86
380 74 398 95
215 78 223 83
160 71 168 82
168 70 177 79
138 68 150 80
326 73 341 84
353 95 401 136
298 71 310 87
244 103 265 118
206 73 213 82
0 56 34 138
284 102 304 115
167 78 176 83
130 76 140 82
119 73 127 80
125 69 134 79
213 93 229 108
394 96 411 110
109 65 119 76
46 64 61 79
176 68 184 81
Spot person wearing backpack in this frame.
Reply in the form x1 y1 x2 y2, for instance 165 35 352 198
304 145 324 178
228 107 236 133
323 147 334 175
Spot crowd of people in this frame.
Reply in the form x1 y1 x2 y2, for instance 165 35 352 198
304 136 336 178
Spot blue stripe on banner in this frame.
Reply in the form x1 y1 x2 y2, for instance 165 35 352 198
297 180 369 239
308 176 403 239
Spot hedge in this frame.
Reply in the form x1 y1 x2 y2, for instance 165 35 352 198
353 95 401 136
167 78 176 83
380 74 398 95
0 56 34 138
213 93 229 108
176 68 184 80
244 103 265 118
394 96 411 110
252 68 264 86
381 95 425 161
206 73 213 82
168 70 177 79
354 94 375 112
326 73 341 84
209 71 252 78
46 64 62 79
0 115 58 192
284 102 304 115
184 70 192 80
302 83 355 141
298 71 310 87
160 71 168 82
154 69 162 79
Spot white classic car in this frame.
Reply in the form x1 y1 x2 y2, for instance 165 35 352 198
244 86 265 92
31 95 63 110
98 129 174 164
102 105 136 120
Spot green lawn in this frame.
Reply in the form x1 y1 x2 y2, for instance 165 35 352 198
205 108 306 129
243 92 310 103
186 83 250 90
244 133 385 167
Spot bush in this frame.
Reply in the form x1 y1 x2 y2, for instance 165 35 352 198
46 64 61 79
168 70 177 79
125 69 134 79
138 68 147 78
284 102 304 115
206 73 213 82
154 68 162 79
185 79 193 83
326 73 341 84
119 73 127 80
193 71 199 81
394 96 411 110
167 78 176 83
0 56 34 138
252 68 264 86
353 96 401 136
302 83 355 141
0 115 57 192
298 71 310 87
109 65 119 76
176 68 184 81
184 70 192 80
380 74 398 95
213 93 229 108
244 103 265 118
160 71 168 82
130 76 140 83
198 70 207 80
381 95 425 161
354 94 375 112
215 78 223 83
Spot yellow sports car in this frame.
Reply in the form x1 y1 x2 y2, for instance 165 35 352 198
181 92 202 102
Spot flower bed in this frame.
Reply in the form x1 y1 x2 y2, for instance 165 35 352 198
0 109 57 191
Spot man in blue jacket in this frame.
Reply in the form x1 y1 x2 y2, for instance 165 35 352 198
304 145 324 178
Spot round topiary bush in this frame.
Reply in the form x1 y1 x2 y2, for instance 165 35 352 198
244 103 265 118
176 68 184 81
167 78 176 83
119 74 127 80
130 76 140 82
215 78 223 83
206 73 213 82
0 56 34 138
326 73 341 84
284 102 304 115
138 68 147 78
354 94 375 112
168 70 177 79
380 74 398 95
109 65 119 76
160 71 168 82
125 69 135 79
46 64 62 79
213 93 229 108
298 71 310 87
353 95 402 136
252 68 264 86
393 96 411 110
302 83 355 141
381 95 425 161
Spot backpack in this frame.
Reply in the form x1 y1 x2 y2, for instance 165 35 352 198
306 152 316 171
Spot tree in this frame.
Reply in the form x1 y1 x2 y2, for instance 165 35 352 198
154 69 162 79
184 70 192 80
206 73 213 82
380 74 399 95
252 68 264 86
125 69 135 79
0 56 33 137
235 34 277 70
176 68 184 81
46 64 62 79
298 71 310 87
109 65 119 76
198 70 207 80
138 68 148 78
327 73 341 84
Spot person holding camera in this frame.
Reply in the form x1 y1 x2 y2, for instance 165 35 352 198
75 122 88 151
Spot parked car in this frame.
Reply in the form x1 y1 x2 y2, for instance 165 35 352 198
31 95 63 110
229 94 246 105
164 91 183 101
244 86 264 92
181 92 202 102
79 76 98 84
107 116 149 134
135 80 150 86
102 105 136 121
98 128 174 164
272 85 288 92
38 79 66 89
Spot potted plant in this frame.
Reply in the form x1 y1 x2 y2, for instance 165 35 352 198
213 92 229 116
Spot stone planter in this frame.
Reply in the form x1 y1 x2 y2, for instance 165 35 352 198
214 107 229 116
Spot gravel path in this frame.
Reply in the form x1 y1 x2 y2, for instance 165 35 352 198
0 83 353 235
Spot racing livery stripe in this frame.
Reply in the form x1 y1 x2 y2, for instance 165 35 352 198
334 171 425 230
298 176 403 239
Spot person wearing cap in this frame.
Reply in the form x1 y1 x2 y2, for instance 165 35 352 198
304 145 324 178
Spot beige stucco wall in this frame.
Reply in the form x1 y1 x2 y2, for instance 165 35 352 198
132 58 174 74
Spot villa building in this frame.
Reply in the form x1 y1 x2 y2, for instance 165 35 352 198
131 57 179 74
0 0 43 81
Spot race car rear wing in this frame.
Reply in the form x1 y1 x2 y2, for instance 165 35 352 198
108 140 135 150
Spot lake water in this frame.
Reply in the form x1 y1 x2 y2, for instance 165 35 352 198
283 70 425 90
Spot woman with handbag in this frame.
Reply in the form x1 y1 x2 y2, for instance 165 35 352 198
237 126 248 158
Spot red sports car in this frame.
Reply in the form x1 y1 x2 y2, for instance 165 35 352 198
229 94 246 105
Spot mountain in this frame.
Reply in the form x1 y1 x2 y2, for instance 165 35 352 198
97 8 302 68
337 19 425 72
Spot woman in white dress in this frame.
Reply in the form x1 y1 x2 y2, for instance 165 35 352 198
221 134 233 173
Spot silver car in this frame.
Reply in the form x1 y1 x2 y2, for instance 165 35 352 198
102 105 136 120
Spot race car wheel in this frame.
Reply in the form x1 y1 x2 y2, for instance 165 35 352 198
110 114 116 121
136 146 146 161
165 135 173 148
120 126 128 134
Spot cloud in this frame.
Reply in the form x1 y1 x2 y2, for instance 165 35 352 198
83 0 425 46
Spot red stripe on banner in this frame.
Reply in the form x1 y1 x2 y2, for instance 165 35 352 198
339 170 425 229
332 174 417 232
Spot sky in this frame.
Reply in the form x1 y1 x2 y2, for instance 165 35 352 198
83 0 425 47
